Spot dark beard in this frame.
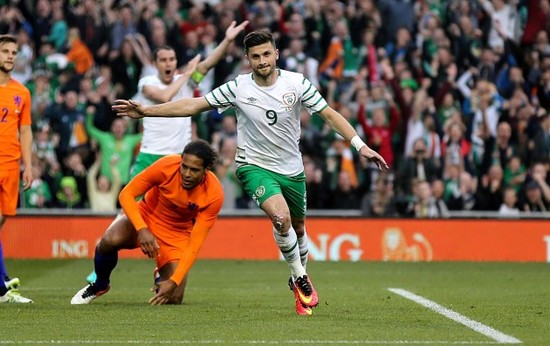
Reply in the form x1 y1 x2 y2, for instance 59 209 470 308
256 65 274 79
0 65 13 74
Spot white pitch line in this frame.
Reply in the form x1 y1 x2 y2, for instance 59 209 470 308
0 341 510 345
388 288 521 344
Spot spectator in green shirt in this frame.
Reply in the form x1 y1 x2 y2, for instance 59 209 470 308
85 106 141 185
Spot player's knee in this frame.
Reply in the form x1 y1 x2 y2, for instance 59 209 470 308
98 233 127 253
96 238 115 254
271 214 291 235
101 223 135 250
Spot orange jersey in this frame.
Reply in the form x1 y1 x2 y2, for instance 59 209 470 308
0 79 31 170
119 155 224 284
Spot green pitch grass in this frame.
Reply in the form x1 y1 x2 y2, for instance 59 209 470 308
0 260 548 344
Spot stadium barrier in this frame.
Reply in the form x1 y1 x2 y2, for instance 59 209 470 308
4 211 550 262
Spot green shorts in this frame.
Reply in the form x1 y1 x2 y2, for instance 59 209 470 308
236 165 306 218
130 152 165 179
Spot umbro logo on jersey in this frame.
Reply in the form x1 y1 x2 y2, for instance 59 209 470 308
246 97 259 103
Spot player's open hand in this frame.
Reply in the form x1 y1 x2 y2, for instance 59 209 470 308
149 279 177 305
112 99 145 119
360 146 390 171
137 227 160 258
225 20 249 42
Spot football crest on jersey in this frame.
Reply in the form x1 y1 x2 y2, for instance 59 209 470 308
14 95 22 114
255 186 266 198
282 92 297 111
13 95 22 107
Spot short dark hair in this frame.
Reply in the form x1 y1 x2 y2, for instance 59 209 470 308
153 45 175 61
0 34 17 46
243 30 275 53
182 139 218 170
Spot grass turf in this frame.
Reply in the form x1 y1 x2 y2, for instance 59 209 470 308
0 259 548 344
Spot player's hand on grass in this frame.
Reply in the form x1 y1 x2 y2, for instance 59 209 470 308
149 280 177 305
137 227 160 258
112 99 145 119
360 146 389 171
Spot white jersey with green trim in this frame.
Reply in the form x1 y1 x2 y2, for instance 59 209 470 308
205 69 328 176
135 74 193 155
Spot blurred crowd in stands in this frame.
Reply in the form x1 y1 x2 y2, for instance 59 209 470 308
1 0 549 216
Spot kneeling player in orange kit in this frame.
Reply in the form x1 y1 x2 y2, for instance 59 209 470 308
71 139 224 305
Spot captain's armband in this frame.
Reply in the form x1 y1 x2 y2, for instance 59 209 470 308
191 71 205 84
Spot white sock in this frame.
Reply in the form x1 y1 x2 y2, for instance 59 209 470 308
297 229 309 270
273 226 306 278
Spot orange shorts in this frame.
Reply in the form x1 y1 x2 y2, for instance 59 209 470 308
0 169 20 216
154 234 191 270
139 212 192 270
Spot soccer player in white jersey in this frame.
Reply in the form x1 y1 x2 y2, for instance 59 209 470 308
131 20 248 179
113 30 389 316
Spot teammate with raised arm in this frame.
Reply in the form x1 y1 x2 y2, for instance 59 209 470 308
131 20 248 178
113 30 389 315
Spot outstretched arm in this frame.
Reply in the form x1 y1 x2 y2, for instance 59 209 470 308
112 96 213 119
318 107 389 170
196 20 249 76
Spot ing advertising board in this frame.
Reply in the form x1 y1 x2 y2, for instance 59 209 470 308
3 217 550 262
